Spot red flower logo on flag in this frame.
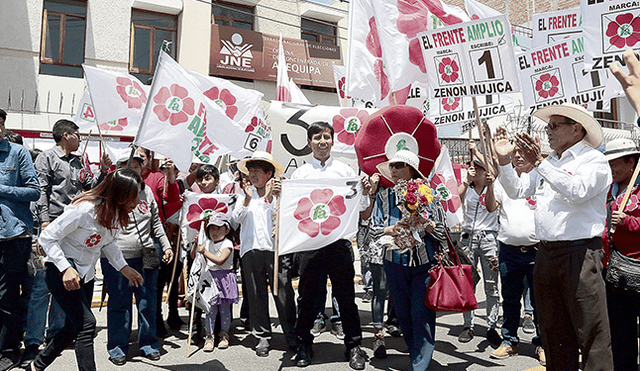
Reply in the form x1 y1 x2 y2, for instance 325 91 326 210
439 57 460 83
526 195 537 210
116 77 147 109
396 0 431 74
333 109 370 146
99 118 128 131
294 189 346 238
606 13 640 48
203 87 238 120
429 173 461 213
479 193 486 208
152 84 195 126
138 200 149 213
616 191 640 212
186 198 228 229
85 233 101 248
338 77 350 99
535 73 560 99
366 17 390 100
442 97 461 112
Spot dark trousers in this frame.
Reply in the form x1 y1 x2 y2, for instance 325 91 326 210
156 258 182 327
535 238 613 371
607 282 640 371
498 242 541 346
242 250 296 348
295 239 361 350
0 237 31 354
34 263 96 371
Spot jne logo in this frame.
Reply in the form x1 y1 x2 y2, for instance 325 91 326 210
219 33 253 68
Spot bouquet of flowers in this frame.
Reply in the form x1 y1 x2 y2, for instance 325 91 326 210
392 179 438 251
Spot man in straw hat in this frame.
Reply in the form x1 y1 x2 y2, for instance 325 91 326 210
233 151 296 357
290 121 371 370
494 102 613 370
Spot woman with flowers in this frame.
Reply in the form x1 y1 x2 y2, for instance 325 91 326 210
369 150 446 371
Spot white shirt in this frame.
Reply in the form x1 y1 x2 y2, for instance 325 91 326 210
461 185 499 232
494 181 538 246
498 140 612 242
232 185 276 257
39 201 127 283
203 237 234 271
291 156 370 211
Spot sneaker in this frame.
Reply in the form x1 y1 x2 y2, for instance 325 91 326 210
203 334 215 352
522 314 535 334
218 331 229 349
331 322 345 340
487 328 502 346
345 346 367 370
536 346 546 366
255 338 270 357
490 343 519 359
362 290 373 303
310 319 326 337
386 324 402 338
458 327 474 343
372 333 387 359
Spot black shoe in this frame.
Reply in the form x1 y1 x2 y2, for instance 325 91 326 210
167 317 187 330
20 345 39 368
487 328 502 346
109 356 126 366
386 324 402 338
458 327 474 343
372 334 387 359
295 345 314 367
145 352 161 361
346 346 367 370
331 321 345 340
255 338 269 357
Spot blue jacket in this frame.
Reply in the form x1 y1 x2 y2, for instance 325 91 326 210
0 139 40 239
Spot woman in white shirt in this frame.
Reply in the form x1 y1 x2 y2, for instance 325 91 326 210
31 169 144 371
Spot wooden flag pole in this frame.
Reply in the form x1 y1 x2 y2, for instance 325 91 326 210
611 161 640 233
472 97 494 175
80 129 92 159
273 193 281 296
166 208 183 304
483 122 500 175
187 221 205 356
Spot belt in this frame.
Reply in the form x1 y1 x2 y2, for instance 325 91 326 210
539 237 597 249
506 244 537 253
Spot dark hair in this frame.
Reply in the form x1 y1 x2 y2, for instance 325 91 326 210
245 160 275 179
196 164 220 180
307 121 334 141
0 109 6 121
52 119 79 143
206 223 232 242
136 147 150 158
72 168 143 229
622 154 640 167
30 148 42 163
4 130 23 145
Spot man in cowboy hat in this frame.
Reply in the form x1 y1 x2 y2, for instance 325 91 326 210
232 151 296 357
494 102 613 370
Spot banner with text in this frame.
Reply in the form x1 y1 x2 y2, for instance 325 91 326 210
427 94 514 127
532 8 582 48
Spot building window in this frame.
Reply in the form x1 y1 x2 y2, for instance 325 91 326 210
301 18 336 45
130 9 177 83
212 1 254 30
40 0 87 78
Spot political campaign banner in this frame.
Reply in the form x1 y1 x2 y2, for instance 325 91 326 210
418 15 521 99
186 227 219 314
516 35 609 115
278 177 363 255
427 94 514 127
581 0 640 70
532 8 582 48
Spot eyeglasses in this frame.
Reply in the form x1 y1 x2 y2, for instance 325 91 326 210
390 162 408 170
546 119 576 131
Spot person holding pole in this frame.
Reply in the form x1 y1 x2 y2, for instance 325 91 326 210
233 151 296 357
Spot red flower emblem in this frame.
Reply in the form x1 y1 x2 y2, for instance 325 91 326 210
535 73 560 99
138 200 149 213
245 116 259 133
116 77 147 109
605 13 640 48
615 190 639 212
429 173 461 213
79 168 87 183
203 87 238 120
186 198 228 229
294 189 347 238
438 57 460 83
366 17 390 100
526 195 537 210
442 97 461 112
479 193 486 208
85 233 101 248
333 109 370 146
338 77 350 100
99 117 128 131
396 0 431 73
152 84 195 126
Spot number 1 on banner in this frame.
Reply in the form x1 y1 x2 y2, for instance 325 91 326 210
469 47 504 82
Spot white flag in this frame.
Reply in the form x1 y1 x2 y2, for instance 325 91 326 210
276 35 292 102
186 227 219 314
245 109 273 153
288 78 311 104
82 65 148 133
428 147 463 227
73 91 98 130
135 51 249 172
179 192 238 251
278 178 363 255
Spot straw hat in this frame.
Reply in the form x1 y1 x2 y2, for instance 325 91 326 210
376 150 426 182
532 103 603 149
604 138 640 161
237 151 284 177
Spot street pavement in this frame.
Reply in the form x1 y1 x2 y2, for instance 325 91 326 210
33 271 546 371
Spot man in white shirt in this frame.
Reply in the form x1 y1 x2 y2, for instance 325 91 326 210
495 103 613 370
291 122 371 370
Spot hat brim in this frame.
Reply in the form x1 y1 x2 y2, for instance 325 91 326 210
376 159 426 183
605 148 640 161
533 104 603 149
237 158 284 177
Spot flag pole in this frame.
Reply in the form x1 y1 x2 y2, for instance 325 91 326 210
80 129 92 159
273 192 281 296
472 97 494 175
611 160 640 233
187 220 205 356
166 208 183 304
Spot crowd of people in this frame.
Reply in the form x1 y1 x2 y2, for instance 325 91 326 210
2 48 640 371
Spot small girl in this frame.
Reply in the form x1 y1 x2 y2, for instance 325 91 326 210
192 213 238 352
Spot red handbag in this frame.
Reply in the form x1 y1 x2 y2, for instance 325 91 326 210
425 231 478 313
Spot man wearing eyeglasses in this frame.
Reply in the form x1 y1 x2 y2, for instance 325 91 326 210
494 103 613 371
